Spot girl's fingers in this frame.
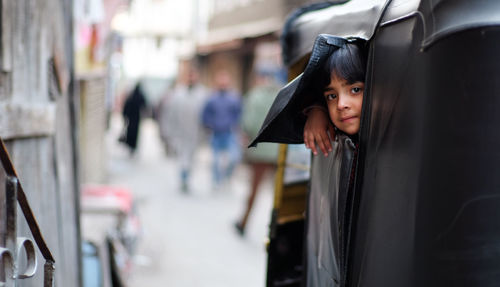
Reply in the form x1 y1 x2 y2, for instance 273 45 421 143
305 128 333 156
322 132 332 156
304 131 310 147
310 140 318 155
317 133 329 156
305 131 318 155
322 135 332 154
325 125 335 152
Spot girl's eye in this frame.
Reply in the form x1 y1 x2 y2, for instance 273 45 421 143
351 87 363 93
325 93 337 101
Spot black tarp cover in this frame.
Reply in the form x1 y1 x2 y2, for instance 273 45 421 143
282 0 387 67
351 0 500 286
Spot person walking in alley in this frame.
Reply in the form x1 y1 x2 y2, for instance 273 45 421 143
235 68 280 235
162 65 208 192
156 79 176 155
201 69 242 189
121 82 147 155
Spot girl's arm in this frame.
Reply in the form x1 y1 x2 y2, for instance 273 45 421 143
303 107 335 156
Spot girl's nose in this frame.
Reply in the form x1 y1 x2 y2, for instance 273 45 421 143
337 95 349 110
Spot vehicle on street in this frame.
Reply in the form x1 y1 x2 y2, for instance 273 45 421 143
252 0 500 286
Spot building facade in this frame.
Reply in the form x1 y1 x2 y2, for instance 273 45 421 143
194 0 321 93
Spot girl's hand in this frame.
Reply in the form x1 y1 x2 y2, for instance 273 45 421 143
303 107 335 156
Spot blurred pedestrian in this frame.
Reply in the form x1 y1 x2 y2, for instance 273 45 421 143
201 70 242 189
162 66 208 192
235 68 280 235
121 82 147 155
156 79 177 156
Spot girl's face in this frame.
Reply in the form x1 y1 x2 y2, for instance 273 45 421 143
323 73 364 135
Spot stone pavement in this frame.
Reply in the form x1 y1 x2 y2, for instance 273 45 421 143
105 116 274 287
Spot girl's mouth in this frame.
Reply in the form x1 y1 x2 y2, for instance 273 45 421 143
341 116 357 122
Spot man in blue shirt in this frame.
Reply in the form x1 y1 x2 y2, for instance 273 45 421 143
202 70 242 188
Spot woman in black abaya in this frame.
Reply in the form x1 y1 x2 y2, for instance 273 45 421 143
122 83 147 154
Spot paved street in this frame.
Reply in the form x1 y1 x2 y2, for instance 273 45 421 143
105 115 274 286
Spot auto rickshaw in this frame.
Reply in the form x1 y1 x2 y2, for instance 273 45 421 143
253 0 500 286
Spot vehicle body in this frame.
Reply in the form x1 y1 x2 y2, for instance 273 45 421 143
256 0 500 286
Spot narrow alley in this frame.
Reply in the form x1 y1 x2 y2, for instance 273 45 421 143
105 115 274 286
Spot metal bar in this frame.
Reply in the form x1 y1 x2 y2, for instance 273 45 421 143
0 248 14 286
273 143 288 210
5 177 16 259
0 138 55 263
44 261 55 287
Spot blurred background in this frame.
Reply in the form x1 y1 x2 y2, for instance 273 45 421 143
0 0 320 286
76 1 318 286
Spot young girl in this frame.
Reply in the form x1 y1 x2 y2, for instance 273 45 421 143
247 34 367 286
302 38 367 286
303 41 366 156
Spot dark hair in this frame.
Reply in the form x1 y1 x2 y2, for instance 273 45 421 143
312 41 367 104
319 42 367 89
